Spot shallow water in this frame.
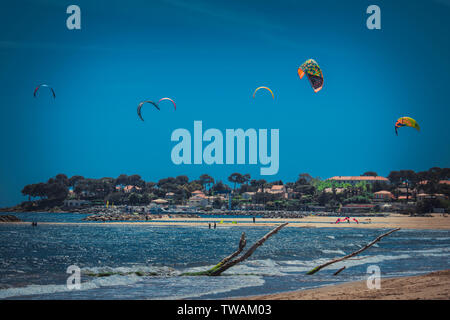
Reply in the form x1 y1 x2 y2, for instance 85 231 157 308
0 212 449 299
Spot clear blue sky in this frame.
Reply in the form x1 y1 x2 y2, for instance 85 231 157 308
0 0 449 206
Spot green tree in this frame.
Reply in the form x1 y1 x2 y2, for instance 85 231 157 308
199 174 214 191
228 173 244 190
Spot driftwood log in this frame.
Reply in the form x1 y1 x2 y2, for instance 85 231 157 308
182 223 288 276
307 228 401 275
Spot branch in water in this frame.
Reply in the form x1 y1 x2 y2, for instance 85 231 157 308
307 228 401 275
181 223 288 276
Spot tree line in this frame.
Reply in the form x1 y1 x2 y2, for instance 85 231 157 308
17 167 450 212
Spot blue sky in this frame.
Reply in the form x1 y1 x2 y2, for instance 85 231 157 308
0 0 449 206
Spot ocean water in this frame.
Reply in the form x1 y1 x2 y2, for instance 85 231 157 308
0 212 449 299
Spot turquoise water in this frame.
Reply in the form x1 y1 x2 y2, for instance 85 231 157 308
0 212 449 299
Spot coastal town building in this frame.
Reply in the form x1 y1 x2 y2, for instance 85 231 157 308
242 192 256 200
373 190 394 201
152 199 169 205
257 185 288 199
324 187 345 194
165 192 175 199
327 176 389 185
418 180 450 186
417 193 447 201
123 185 142 193
187 190 209 208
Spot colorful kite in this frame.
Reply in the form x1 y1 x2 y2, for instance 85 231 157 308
298 59 324 93
33 84 56 99
253 86 274 99
137 101 160 121
158 97 176 110
395 117 420 135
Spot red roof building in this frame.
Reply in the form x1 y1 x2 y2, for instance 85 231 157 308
327 176 389 185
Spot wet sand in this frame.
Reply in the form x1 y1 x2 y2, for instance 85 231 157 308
5 214 449 230
242 270 450 300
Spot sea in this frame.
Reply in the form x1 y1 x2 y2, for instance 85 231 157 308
0 212 449 299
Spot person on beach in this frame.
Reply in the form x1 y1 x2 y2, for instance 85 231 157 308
209 223 211 229
214 222 216 229
253 216 255 223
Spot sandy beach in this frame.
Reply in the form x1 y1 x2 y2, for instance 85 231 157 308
242 270 450 300
6 213 450 230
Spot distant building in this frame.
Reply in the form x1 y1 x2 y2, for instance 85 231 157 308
242 192 255 200
373 190 394 201
188 190 209 208
165 192 175 199
124 185 142 193
257 185 288 199
327 176 389 185
417 193 447 201
324 187 345 194
152 199 169 205
418 180 450 186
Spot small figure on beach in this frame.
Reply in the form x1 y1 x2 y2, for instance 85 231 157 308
253 216 255 223
214 222 216 229
31 221 37 227
208 223 211 229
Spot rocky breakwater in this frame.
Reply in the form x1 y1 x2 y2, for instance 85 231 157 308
202 210 308 218
0 215 22 222
83 213 150 222
83 212 201 222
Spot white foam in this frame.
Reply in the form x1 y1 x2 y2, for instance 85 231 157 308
153 275 265 300
0 274 142 299
82 265 176 276
321 249 346 255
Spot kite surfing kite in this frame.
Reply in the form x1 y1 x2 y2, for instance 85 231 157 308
335 217 359 224
253 86 274 99
137 101 160 121
297 59 324 93
395 117 420 135
33 84 56 99
158 97 176 110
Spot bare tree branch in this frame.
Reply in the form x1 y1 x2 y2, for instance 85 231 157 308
181 223 288 276
333 266 346 276
307 228 401 275
210 223 288 276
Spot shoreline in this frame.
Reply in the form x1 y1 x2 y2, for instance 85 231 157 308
240 269 450 300
2 214 450 230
